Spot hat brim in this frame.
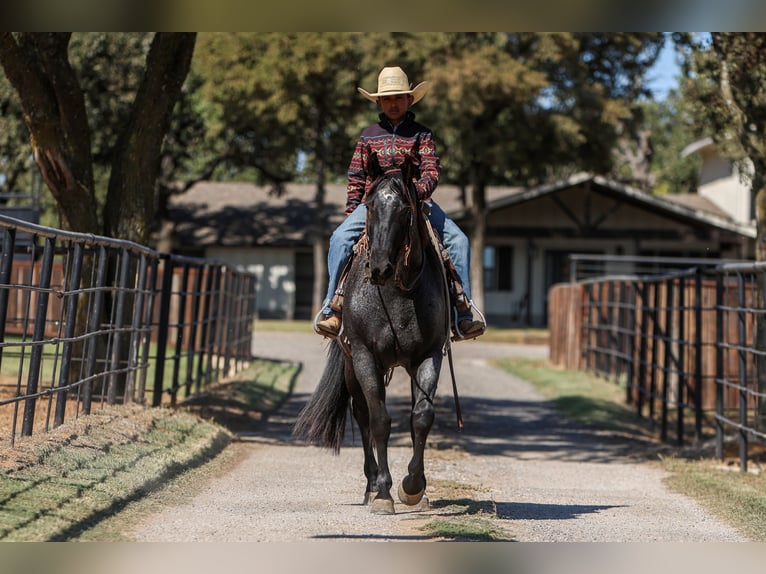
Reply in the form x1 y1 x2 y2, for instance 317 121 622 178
357 81 429 105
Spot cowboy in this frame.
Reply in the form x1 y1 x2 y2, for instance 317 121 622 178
315 66 485 340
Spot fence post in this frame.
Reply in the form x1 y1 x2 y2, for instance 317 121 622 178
625 281 636 404
660 277 672 442
715 271 724 461
649 282 661 427
125 253 149 403
694 267 703 441
137 257 159 403
153 256 174 407
54 242 84 426
107 248 131 405
736 272 748 472
0 227 16 368
21 237 56 436
637 281 649 417
676 275 686 445
169 262 191 407
82 245 109 416
185 263 205 397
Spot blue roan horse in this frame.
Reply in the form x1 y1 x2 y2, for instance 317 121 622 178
294 152 450 515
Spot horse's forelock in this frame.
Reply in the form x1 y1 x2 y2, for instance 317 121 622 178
365 172 407 206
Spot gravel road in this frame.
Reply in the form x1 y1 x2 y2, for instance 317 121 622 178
130 330 747 542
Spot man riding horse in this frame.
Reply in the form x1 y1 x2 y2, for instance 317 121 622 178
315 65 485 341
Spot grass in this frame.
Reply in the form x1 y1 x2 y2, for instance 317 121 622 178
254 318 550 345
412 479 513 541
0 357 300 541
494 357 766 541
493 358 657 440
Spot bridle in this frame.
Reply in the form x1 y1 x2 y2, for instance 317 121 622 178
362 170 428 292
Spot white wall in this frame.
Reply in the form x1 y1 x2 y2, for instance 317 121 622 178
206 247 296 319
698 149 753 224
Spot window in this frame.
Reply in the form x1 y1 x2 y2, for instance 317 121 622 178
483 245 513 291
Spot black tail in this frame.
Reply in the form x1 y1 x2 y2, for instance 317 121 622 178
293 340 349 453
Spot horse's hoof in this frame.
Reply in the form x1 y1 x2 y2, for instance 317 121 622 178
370 497 395 515
398 482 425 506
362 491 376 506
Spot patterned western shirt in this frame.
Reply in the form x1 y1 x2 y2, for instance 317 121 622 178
345 111 441 214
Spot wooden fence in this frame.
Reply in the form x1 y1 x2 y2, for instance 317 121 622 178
548 264 766 471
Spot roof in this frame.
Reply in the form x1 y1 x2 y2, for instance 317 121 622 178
680 136 715 158
167 173 756 248
167 181 348 248
446 173 755 238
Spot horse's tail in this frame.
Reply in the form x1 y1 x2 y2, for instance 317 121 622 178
292 339 349 454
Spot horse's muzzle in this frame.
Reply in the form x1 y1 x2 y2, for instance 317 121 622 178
369 262 394 285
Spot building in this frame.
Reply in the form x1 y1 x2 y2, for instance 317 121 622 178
166 173 755 326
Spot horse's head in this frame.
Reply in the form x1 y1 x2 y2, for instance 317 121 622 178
364 153 420 286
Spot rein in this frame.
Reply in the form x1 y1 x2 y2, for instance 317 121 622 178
361 164 463 431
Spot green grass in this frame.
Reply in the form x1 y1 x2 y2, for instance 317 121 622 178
662 457 766 541
0 357 300 541
418 516 510 541
493 357 766 541
0 334 243 406
0 405 231 541
255 319 550 345
493 358 655 439
411 478 513 541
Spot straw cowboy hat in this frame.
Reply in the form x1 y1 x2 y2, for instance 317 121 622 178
357 66 429 105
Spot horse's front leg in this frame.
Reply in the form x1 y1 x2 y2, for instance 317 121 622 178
399 352 442 508
353 352 394 515
345 360 378 505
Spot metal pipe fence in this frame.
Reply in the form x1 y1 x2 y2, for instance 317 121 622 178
549 255 766 472
0 214 257 447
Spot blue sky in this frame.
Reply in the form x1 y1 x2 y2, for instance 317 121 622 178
646 40 681 100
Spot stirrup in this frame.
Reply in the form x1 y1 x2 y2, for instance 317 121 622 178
313 309 339 339
451 302 487 342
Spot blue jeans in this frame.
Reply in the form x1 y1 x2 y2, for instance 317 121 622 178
322 200 472 319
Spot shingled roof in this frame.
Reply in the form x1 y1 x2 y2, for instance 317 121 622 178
167 180 486 248
166 174 755 248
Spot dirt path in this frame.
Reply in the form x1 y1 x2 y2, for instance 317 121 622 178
129 331 747 542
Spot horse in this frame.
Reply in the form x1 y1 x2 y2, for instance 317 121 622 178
294 152 451 515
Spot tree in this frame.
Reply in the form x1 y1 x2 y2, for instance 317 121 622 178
0 32 196 244
0 33 196 399
641 93 701 196
193 32 367 314
389 33 665 313
682 33 766 259
682 32 766 428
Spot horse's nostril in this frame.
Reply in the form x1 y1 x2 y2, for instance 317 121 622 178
370 264 393 285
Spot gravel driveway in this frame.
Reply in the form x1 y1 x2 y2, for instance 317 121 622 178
130 330 747 542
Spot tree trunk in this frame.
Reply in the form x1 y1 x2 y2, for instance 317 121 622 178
104 33 196 244
100 33 195 400
0 32 98 234
311 164 329 317
469 170 487 315
754 181 766 430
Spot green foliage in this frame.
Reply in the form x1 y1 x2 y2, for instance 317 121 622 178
193 32 368 189
1 32 686 235
681 33 766 258
642 95 701 195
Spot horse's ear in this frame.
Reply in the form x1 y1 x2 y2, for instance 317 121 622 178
368 152 382 180
401 153 420 204
401 153 418 185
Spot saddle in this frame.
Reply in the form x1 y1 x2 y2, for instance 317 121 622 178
328 211 475 334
